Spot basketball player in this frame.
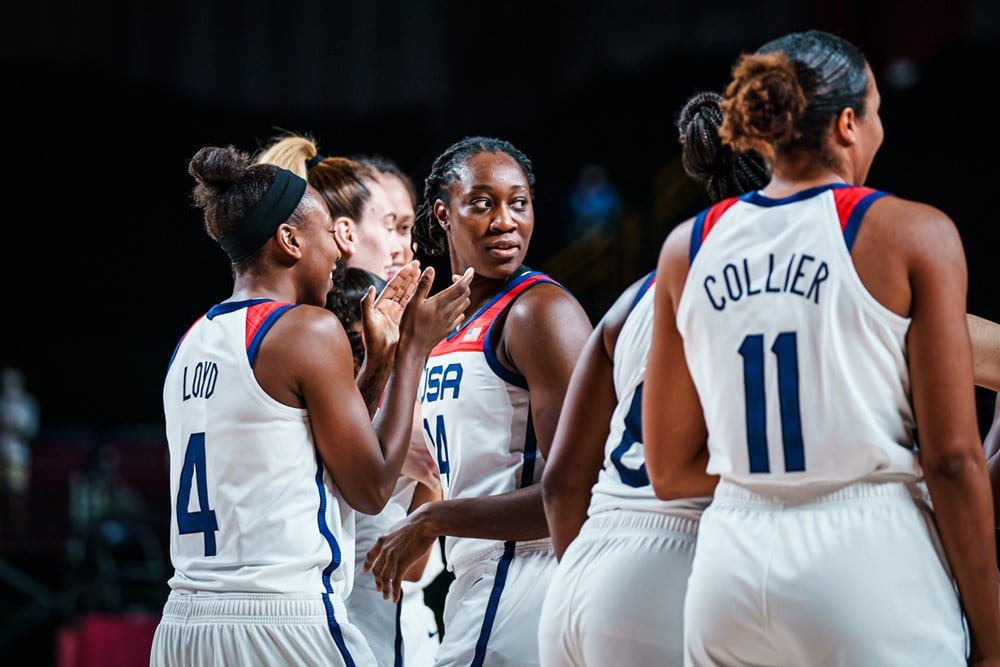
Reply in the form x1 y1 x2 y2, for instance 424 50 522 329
363 136 593 667
643 30 1000 665
150 144 473 667
326 261 445 667
349 153 448 667
263 136 447 667
255 133 408 283
537 90 769 666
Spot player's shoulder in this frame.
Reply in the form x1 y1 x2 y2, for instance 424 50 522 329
269 303 346 343
507 271 586 318
864 191 959 247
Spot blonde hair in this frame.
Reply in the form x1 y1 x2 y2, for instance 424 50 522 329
255 132 319 179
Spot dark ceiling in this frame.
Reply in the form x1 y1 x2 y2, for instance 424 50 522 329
3 0 999 431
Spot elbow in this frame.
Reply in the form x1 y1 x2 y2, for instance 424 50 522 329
541 473 568 509
343 484 392 516
351 496 388 517
921 443 988 484
650 469 685 501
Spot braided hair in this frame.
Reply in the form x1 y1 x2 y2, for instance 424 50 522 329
676 91 769 202
413 136 535 256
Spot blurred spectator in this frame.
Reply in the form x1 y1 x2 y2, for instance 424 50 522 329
566 163 622 242
0 366 40 533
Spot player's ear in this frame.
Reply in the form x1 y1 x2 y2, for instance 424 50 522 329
833 106 857 147
433 200 450 232
333 217 357 256
275 223 302 258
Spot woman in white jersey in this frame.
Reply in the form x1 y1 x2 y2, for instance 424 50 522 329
537 91 769 667
261 135 447 667
363 136 593 667
643 30 1000 666
351 153 449 667
327 262 447 667
151 144 472 667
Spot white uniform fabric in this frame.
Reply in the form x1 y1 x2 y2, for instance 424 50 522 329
435 539 556 667
151 592 377 667
677 185 918 491
154 299 373 667
686 481 967 666
400 537 446 667
348 478 409 667
419 268 560 667
539 273 710 666
349 477 444 667
675 185 969 665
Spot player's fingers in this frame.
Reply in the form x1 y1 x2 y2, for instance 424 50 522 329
413 267 436 301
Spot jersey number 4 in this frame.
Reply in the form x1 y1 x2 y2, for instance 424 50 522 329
423 415 451 484
176 432 219 556
739 332 805 473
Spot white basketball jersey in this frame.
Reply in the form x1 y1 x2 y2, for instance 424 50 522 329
419 269 556 567
588 271 710 520
162 299 356 598
676 184 920 493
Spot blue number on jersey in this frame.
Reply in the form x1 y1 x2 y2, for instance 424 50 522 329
739 332 805 473
176 432 219 556
609 382 649 487
423 414 451 484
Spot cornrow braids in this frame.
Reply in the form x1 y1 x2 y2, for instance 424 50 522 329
677 91 769 202
414 136 535 256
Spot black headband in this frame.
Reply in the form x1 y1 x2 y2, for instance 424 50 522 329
218 167 308 263
306 153 326 170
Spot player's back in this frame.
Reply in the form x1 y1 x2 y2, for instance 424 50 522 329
677 184 921 495
162 298 354 597
589 271 709 518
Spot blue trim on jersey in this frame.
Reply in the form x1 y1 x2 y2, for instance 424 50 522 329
689 209 709 265
314 457 355 663
843 190 889 252
471 541 517 667
205 297 274 320
322 592 358 667
628 271 656 312
246 304 297 365
314 458 342 584
744 182 850 207
394 590 404 667
482 273 561 389
445 268 539 341
484 314 529 389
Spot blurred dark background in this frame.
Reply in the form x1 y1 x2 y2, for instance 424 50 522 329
1 1 998 664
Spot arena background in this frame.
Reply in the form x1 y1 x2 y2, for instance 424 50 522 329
1 1 998 664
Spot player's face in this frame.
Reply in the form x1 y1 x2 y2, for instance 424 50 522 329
300 190 341 307
378 173 416 276
853 63 884 186
436 151 534 280
350 180 407 281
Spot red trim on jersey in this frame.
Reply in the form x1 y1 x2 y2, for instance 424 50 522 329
701 197 739 242
431 274 551 355
245 301 288 348
833 186 876 231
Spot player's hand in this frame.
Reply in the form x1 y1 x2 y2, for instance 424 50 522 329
360 260 420 366
399 267 473 356
363 508 437 603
